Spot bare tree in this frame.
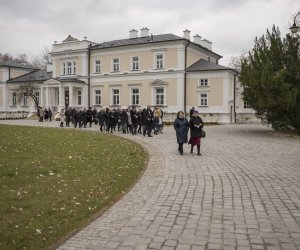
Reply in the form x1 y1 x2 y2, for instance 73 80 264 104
18 83 40 114
227 53 247 72
40 46 52 66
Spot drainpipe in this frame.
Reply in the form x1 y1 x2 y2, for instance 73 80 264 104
233 73 237 123
184 40 190 114
87 44 91 107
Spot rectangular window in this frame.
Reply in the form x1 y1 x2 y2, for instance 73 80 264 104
244 101 251 109
199 78 208 86
132 56 139 70
12 92 17 106
95 60 101 73
131 88 140 105
113 58 120 72
67 62 72 74
200 93 208 106
78 90 82 105
63 61 76 75
95 90 101 105
156 54 164 69
112 89 120 105
22 94 27 106
155 88 164 105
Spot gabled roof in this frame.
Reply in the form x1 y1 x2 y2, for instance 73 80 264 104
7 69 52 83
62 35 79 43
57 77 85 83
0 61 37 70
91 34 184 50
186 59 235 72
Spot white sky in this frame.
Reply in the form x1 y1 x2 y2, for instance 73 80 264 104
0 0 298 66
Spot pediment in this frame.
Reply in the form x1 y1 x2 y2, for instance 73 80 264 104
149 79 168 86
43 78 61 85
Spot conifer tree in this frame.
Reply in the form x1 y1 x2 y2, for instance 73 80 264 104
240 26 300 133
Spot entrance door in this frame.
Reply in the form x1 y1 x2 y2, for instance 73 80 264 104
65 90 69 107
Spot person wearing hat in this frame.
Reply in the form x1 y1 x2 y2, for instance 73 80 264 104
188 110 204 155
174 111 189 155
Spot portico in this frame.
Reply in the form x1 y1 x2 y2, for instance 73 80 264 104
42 78 87 111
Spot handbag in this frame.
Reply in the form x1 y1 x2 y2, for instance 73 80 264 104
200 129 206 138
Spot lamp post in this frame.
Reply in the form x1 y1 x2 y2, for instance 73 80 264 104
290 11 300 33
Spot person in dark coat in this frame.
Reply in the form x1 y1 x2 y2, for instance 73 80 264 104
174 111 189 155
143 105 153 137
120 108 128 134
188 110 204 155
86 107 93 127
48 108 52 122
98 110 106 131
92 108 97 125
73 109 79 128
137 109 144 134
106 109 115 133
65 108 72 127
131 107 138 135
189 106 195 118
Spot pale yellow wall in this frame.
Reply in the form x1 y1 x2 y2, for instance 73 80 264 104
186 77 223 107
10 69 31 79
54 58 61 76
76 57 82 76
91 48 179 73
186 49 208 67
165 48 178 69
91 77 178 107
209 77 223 106
0 71 3 81
186 78 198 106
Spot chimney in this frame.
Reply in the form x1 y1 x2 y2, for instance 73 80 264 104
193 34 202 45
183 29 191 40
202 39 212 50
129 29 138 39
140 27 149 37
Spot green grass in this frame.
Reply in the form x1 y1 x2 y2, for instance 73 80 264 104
0 125 147 250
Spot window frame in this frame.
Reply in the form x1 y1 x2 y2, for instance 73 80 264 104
77 90 82 105
12 92 17 106
199 92 208 107
153 87 166 106
111 88 120 106
95 60 101 73
130 87 140 106
62 60 76 75
131 56 140 71
199 78 209 86
153 52 165 70
94 89 102 106
112 58 120 72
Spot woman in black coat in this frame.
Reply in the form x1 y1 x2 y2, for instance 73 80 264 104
189 110 204 155
174 111 189 155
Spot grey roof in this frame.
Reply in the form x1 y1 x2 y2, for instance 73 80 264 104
57 77 85 83
0 61 37 70
186 59 235 72
91 33 222 58
91 34 184 50
7 69 52 83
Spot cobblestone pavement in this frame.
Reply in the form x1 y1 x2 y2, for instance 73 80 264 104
1 120 300 250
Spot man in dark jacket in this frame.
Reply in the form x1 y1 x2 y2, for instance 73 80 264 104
86 107 93 127
143 105 153 137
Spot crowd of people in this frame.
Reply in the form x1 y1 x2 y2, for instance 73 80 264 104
57 105 164 137
38 105 205 156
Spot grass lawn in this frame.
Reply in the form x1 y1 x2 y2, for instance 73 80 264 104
0 125 147 250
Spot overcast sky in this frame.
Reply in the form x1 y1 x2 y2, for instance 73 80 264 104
0 0 298 66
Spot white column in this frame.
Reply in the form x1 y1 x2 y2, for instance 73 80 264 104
45 87 50 108
40 87 44 107
69 85 74 107
82 84 88 108
58 84 65 111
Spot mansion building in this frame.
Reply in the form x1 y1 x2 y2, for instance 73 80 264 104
0 28 255 123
